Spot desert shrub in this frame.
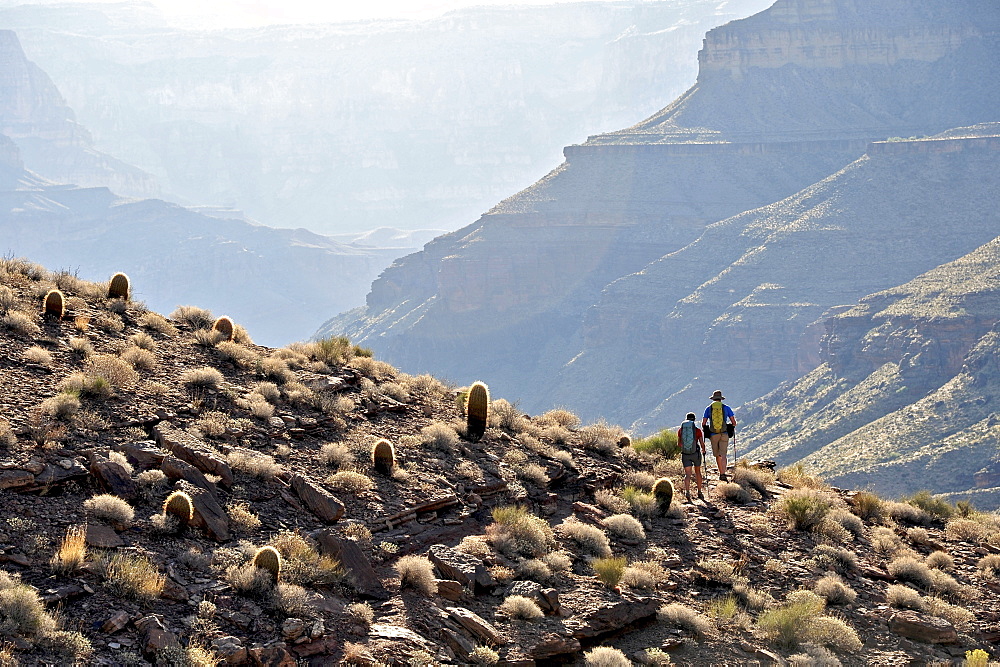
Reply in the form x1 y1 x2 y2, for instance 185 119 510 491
826 508 864 538
561 520 612 558
806 615 862 652
781 488 833 531
500 595 544 620
138 312 177 336
901 490 954 521
420 422 459 450
486 506 555 558
226 563 275 599
83 494 134 529
814 574 857 605
41 392 81 419
717 481 752 504
216 340 258 368
886 583 924 610
345 601 374 628
272 582 315 617
181 367 224 395
119 346 155 372
539 408 580 428
320 442 354 469
170 305 214 329
849 490 886 522
925 551 953 571
583 647 630 667
621 485 657 518
977 554 1000 579
2 310 39 336
515 558 552 584
227 502 262 532
602 514 645 541
542 551 573 575
0 285 15 312
887 555 933 589
267 531 343 587
0 577 57 636
348 356 396 381
396 555 436 595
946 518 989 542
50 525 87 575
68 336 94 357
906 527 930 545
732 582 775 611
591 556 626 588
23 345 52 366
595 488 630 514
658 603 713 639
126 331 156 350
578 419 624 455
733 465 774 497
698 558 735 584
885 500 931 525
136 469 168 499
621 560 667 590
325 471 374 494
631 428 679 458
756 590 826 649
812 545 857 574
490 398 525 432
105 552 165 600
59 371 111 399
871 526 906 556
927 568 962 597
468 646 500 666
86 353 139 388
777 462 826 489
924 596 975 629
227 450 282 481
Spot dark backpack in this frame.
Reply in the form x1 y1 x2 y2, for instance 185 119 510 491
679 421 697 454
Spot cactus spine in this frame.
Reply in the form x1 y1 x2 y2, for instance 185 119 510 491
253 545 282 581
43 289 65 318
466 381 490 441
163 490 194 522
652 477 675 516
108 272 130 300
212 316 234 341
372 438 396 475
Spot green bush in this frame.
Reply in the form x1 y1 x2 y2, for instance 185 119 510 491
632 429 679 458
780 489 833 531
901 490 954 521
591 556 627 588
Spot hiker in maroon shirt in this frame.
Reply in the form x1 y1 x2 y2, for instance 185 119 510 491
677 412 706 503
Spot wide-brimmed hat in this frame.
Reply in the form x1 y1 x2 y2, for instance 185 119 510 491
709 390 725 401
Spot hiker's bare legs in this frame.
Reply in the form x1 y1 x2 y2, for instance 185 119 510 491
710 433 729 479
683 466 693 496
694 465 703 493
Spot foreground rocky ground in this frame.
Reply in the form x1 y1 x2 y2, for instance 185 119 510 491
1 257 999 666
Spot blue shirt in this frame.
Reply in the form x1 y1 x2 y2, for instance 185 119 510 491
703 403 734 433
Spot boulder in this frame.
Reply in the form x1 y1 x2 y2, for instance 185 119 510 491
114 441 166 469
154 424 234 487
427 544 495 591
564 594 660 639
889 611 959 644
161 456 220 501
314 531 388 599
174 479 230 542
446 607 501 645
0 470 33 490
89 455 138 500
435 579 466 601
291 474 344 523
529 634 581 659
135 615 180 658
85 524 124 548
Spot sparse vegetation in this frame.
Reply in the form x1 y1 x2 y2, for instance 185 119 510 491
658 603 713 639
500 594 544 620
486 505 555 558
83 494 135 529
780 488 833 530
591 556 627 588
396 555 436 595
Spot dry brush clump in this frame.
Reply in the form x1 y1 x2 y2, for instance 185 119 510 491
780 488 833 531
560 519 612 558
658 603 713 640
395 555 436 595
499 594 544 620
83 494 135 530
50 525 88 575
486 506 556 559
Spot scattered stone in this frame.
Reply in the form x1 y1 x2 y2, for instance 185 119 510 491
890 611 959 644
101 611 130 634
291 474 344 523
446 607 501 645
313 530 387 599
0 469 33 490
174 479 230 542
436 579 466 601
564 594 660 639
427 543 495 591
211 636 248 664
154 423 234 488
135 615 180 657
89 455 138 500
281 618 305 642
248 643 296 666
529 633 580 659
113 441 166 470
85 524 124 548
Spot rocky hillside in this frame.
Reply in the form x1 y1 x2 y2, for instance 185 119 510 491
6 257 1000 665
328 0 1000 430
3 257 1000 665
741 214 1000 505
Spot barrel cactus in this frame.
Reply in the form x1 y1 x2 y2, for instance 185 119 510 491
108 272 130 300
43 289 65 318
652 477 675 516
372 438 396 475
466 381 490 441
162 490 194 522
253 545 282 581
212 316 234 341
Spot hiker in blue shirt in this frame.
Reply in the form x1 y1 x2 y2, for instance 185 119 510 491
702 390 736 481
676 412 706 503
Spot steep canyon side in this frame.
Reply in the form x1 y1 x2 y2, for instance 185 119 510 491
330 0 1000 430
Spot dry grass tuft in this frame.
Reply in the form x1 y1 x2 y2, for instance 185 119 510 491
105 552 165 600
500 594 544 620
717 481 753 504
886 583 924 610
602 514 645 541
926 551 953 571
396 555 436 595
887 555 933 589
591 556 627 588
227 450 282 481
50 525 87 574
583 647 630 667
560 520 612 558
325 471 374 494
420 422 459 450
658 603 713 639
486 506 555 558
777 462 826 489
83 494 135 529
320 442 355 469
578 419 624 456
813 573 857 605
780 488 833 531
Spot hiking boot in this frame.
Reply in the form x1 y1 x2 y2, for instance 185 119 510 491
719 473 729 482
697 491 705 501
685 491 692 504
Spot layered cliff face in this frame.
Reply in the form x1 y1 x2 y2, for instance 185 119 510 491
0 30 157 198
741 231 1000 505
330 0 1000 428
6 0 773 234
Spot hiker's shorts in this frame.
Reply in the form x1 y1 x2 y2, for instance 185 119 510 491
710 432 729 458
681 451 702 468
